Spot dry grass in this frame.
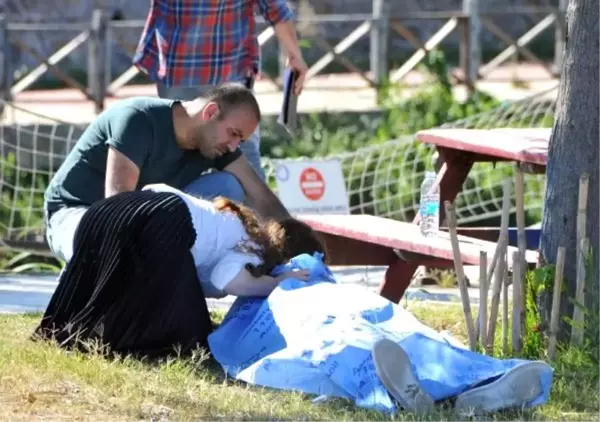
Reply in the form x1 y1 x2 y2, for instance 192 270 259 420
0 302 597 421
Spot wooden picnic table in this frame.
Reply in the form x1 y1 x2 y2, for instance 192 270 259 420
299 214 538 303
414 127 551 225
297 128 549 303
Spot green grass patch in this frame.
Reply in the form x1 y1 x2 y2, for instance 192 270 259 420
0 304 597 421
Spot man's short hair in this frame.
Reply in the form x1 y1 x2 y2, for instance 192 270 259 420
206 82 261 122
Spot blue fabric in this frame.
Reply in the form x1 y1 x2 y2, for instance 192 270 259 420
208 253 554 413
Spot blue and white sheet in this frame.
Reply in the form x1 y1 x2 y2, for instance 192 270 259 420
208 253 553 413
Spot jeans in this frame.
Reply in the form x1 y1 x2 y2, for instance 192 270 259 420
45 171 247 263
156 82 265 181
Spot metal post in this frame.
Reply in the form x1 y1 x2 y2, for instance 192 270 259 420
370 0 389 85
0 14 12 104
462 0 481 91
88 9 108 114
553 0 568 75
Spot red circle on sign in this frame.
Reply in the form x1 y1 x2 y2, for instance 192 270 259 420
299 167 325 201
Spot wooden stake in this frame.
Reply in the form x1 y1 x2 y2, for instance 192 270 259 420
487 179 512 286
520 264 527 347
515 165 527 281
486 256 505 355
572 237 589 346
478 251 488 351
444 200 477 351
502 253 509 355
485 178 511 355
511 250 523 354
572 173 589 346
548 246 566 361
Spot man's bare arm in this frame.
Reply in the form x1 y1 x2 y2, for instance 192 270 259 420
105 146 140 198
273 20 307 95
257 0 307 94
224 155 291 220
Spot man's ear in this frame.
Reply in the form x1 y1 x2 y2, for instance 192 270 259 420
201 101 220 121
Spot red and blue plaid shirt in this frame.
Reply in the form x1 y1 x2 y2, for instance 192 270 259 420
134 0 295 87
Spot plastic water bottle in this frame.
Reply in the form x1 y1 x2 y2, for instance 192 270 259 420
419 171 440 237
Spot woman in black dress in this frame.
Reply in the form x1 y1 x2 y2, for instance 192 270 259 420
33 188 325 359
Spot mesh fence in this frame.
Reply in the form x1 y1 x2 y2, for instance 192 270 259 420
0 84 557 251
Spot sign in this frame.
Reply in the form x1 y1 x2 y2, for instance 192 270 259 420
274 159 349 215
299 167 325 201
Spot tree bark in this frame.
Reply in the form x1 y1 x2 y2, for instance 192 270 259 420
540 0 599 342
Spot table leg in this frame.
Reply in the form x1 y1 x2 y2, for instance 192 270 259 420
437 148 475 224
378 260 420 303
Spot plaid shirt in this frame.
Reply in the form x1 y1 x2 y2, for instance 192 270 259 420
133 0 295 87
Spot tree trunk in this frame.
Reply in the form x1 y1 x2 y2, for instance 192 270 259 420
540 0 599 342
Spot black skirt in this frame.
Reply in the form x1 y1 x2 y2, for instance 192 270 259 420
34 190 214 359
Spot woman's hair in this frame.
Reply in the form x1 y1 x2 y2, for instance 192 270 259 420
212 197 326 277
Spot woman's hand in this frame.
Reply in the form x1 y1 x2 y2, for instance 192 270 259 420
279 269 310 282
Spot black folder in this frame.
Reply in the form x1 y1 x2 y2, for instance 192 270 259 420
277 68 299 136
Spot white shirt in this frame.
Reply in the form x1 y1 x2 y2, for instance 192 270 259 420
142 184 262 298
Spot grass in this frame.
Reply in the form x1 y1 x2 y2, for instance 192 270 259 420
0 304 598 421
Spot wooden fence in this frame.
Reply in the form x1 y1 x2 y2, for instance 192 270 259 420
0 0 566 114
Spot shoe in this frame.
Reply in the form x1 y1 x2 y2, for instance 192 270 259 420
454 361 548 415
372 338 435 413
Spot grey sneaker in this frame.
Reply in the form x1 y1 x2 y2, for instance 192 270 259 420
454 361 549 415
372 338 435 413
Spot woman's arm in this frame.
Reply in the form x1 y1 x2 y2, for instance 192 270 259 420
222 268 309 297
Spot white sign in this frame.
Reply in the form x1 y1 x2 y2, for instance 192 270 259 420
274 159 349 215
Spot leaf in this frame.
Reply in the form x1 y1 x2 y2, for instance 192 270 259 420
11 262 62 273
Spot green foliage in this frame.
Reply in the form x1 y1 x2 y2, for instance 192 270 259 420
522 246 600 370
377 50 500 137
561 246 599 365
0 50 549 270
0 152 59 272
262 49 546 223
521 265 555 360
0 251 62 274
0 152 48 239
582 248 599 363
264 50 501 159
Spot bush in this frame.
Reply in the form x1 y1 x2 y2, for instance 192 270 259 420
0 50 549 269
261 50 544 224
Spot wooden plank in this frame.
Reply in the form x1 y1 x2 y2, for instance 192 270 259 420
306 21 372 80
390 18 458 83
308 35 376 87
416 128 550 166
481 18 554 76
479 14 556 77
11 31 90 95
12 39 95 102
298 214 538 267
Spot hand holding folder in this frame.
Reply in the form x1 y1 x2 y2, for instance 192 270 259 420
277 68 299 137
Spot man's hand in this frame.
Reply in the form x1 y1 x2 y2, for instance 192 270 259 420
224 155 291 220
105 146 140 198
274 20 307 95
286 54 308 95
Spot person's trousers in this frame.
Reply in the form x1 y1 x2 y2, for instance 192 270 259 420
36 190 214 359
45 171 247 263
156 82 265 181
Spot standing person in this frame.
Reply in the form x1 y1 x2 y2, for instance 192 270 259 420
44 83 291 264
133 0 308 181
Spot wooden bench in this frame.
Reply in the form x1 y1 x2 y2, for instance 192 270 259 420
298 214 538 303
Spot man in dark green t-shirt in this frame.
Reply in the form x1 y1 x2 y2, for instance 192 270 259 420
44 83 290 262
